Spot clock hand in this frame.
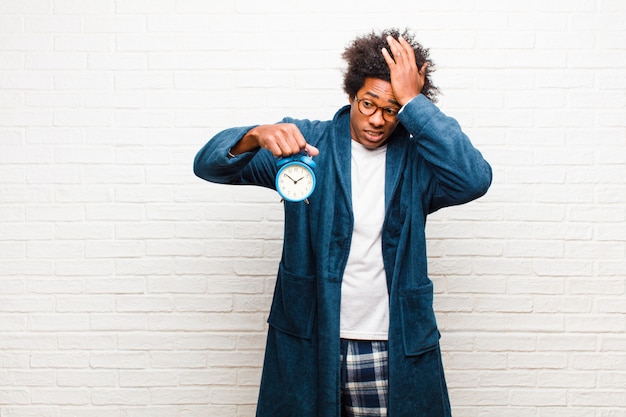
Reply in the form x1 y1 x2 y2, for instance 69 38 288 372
284 174 297 183
294 177 305 183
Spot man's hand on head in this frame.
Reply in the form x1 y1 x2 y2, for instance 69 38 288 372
381 35 428 106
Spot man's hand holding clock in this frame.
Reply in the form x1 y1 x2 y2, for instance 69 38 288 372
228 124 318 203
229 123 319 158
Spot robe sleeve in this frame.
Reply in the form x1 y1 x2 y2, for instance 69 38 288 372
193 125 278 190
397 94 493 212
193 118 326 190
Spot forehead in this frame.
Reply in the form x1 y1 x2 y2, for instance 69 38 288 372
357 77 397 105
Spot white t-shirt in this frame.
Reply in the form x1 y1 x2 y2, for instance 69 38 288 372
339 140 389 340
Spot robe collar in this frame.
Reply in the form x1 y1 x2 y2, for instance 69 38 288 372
329 105 408 210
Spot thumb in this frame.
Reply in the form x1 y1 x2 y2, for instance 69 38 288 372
305 143 320 157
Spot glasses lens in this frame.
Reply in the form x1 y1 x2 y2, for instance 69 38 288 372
357 99 375 116
357 98 397 122
382 109 398 122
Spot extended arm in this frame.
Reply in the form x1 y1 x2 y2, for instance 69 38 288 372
193 120 321 189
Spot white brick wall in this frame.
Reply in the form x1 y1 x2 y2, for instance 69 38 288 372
1 0 625 416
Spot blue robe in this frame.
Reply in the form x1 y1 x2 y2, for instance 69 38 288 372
194 95 492 416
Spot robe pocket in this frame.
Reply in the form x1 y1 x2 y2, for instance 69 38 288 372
267 264 316 340
400 281 440 356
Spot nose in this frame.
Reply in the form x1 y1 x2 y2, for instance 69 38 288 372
368 108 385 126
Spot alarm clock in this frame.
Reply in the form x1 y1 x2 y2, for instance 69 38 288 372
275 152 317 203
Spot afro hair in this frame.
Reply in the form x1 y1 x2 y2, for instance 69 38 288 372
342 28 439 102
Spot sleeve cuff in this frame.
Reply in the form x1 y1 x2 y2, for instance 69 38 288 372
398 95 420 115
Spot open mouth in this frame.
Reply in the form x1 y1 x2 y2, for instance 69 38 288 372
364 130 384 142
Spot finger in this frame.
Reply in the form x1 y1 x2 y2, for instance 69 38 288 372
385 35 403 62
304 143 319 157
262 132 292 158
287 125 308 154
275 136 300 157
398 35 417 65
265 141 283 158
275 135 299 156
273 124 308 157
381 46 395 66
388 35 411 65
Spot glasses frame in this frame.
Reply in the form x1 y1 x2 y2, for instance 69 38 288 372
354 96 400 123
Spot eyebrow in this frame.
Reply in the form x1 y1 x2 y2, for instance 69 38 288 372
362 91 401 108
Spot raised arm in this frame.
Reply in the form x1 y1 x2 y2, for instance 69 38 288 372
383 33 491 211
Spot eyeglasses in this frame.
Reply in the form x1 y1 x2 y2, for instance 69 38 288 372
354 97 400 122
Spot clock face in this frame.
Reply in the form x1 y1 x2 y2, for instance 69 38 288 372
276 162 315 202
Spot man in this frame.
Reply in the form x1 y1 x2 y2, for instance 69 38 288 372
194 28 492 417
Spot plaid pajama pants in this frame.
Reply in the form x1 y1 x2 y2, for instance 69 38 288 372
340 339 389 417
